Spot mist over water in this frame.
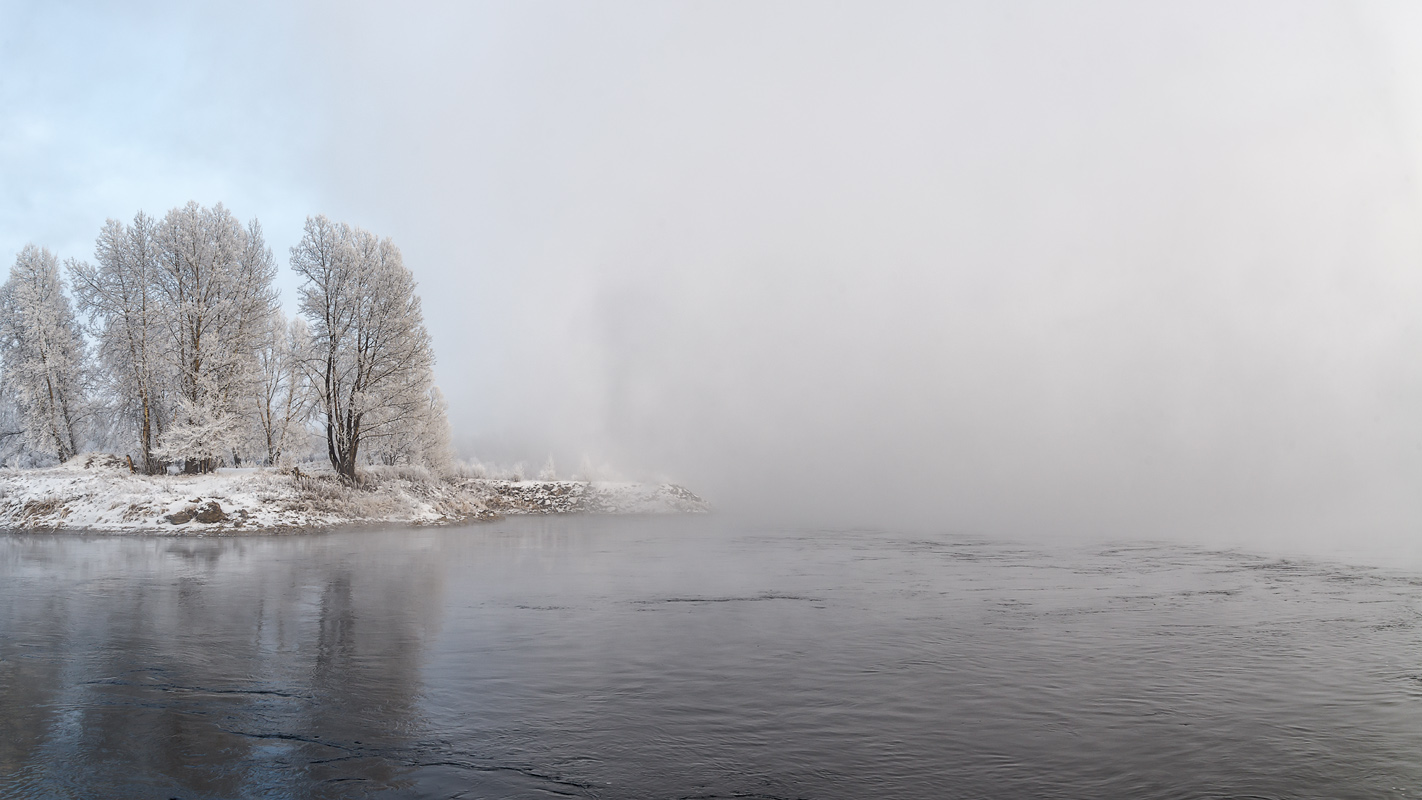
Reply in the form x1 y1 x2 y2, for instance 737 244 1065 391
10 6 1422 795
6 2 1422 547
13 4 1422 797
9 517 1422 799
284 3 1422 546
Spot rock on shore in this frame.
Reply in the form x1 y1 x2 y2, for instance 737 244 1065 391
467 479 710 515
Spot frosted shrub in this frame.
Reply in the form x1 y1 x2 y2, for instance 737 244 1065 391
363 463 435 485
449 459 488 479
573 456 623 483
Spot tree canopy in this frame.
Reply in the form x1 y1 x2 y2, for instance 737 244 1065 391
1 203 451 478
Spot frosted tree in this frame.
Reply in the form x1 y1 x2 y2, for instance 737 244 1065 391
69 213 171 473
414 385 454 473
153 395 247 468
252 312 312 465
152 202 279 472
538 455 557 481
0 385 30 466
290 216 438 480
0 245 89 462
365 380 454 472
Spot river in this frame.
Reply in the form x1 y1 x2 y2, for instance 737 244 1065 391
3 515 1422 798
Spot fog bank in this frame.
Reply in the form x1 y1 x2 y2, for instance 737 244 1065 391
9 1 1422 544
295 2 1422 543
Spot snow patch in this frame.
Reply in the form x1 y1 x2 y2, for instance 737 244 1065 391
0 461 709 534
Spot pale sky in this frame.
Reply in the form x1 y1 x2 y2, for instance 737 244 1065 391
7 1 1422 546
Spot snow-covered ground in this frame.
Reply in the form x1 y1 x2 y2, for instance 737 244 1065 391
0 455 709 534
464 479 710 516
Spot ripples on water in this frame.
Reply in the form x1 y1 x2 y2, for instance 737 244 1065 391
3 516 1422 798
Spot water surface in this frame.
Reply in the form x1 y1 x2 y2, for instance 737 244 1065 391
4 516 1422 798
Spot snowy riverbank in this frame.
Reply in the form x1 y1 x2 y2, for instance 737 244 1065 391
0 456 709 534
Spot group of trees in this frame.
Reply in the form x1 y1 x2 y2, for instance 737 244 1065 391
0 203 451 479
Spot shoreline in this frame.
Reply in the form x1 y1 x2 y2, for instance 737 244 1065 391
0 458 709 535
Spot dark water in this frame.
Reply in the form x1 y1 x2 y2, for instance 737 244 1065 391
4 516 1422 799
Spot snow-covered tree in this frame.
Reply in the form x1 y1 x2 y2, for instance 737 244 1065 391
69 213 171 473
152 395 248 467
413 385 454 473
0 245 90 462
538 455 557 481
365 382 453 472
6 204 459 477
290 216 438 480
152 202 278 472
252 312 312 465
0 383 35 467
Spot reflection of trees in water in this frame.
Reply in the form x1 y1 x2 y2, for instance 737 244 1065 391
0 532 446 799
0 540 71 793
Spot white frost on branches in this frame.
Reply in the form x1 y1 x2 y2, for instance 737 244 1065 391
291 215 446 479
10 204 454 478
0 245 90 462
70 213 170 473
151 396 247 466
151 202 279 473
252 312 313 465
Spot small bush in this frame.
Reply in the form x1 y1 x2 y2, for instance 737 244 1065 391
363 464 436 485
450 459 489 479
